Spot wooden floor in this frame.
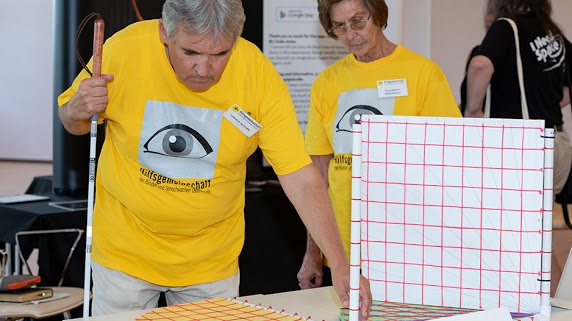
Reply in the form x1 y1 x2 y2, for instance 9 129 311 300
1 160 572 297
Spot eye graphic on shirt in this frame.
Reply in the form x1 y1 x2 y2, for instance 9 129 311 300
143 124 214 159
336 105 383 133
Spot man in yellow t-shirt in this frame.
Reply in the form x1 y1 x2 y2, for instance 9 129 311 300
298 0 461 290
58 0 371 318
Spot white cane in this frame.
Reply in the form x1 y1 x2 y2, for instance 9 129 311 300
83 17 104 318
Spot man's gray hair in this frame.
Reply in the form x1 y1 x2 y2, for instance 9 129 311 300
162 0 245 42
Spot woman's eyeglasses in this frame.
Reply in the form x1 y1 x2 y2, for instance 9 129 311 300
328 12 371 36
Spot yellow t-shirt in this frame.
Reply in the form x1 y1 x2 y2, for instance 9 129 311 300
58 20 310 286
305 45 462 260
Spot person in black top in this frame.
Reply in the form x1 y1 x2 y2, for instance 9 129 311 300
465 0 572 194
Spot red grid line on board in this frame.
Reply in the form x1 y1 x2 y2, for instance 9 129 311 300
402 120 409 303
384 118 390 297
364 175 542 194
460 121 466 307
362 201 542 216
361 221 541 234
519 126 526 310
340 300 481 321
366 118 372 286
440 121 447 307
498 125 506 308
136 298 305 321
361 119 544 132
363 140 543 151
358 117 545 314
364 279 540 296
360 241 541 255
362 180 542 193
362 200 543 214
420 122 427 305
364 257 540 273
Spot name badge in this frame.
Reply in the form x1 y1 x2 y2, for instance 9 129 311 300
377 79 408 98
223 104 262 138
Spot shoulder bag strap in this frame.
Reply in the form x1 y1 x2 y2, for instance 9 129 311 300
499 17 530 119
567 41 572 105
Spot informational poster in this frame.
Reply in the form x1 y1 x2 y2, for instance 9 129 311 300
263 0 348 132
263 1 402 133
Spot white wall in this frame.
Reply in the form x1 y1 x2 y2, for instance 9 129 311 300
551 0 572 35
0 0 53 161
431 0 487 104
402 0 432 58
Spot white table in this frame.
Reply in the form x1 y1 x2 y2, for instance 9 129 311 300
0 287 84 319
71 286 572 321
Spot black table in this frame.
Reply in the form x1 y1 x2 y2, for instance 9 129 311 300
0 177 307 296
0 197 86 244
0 190 87 288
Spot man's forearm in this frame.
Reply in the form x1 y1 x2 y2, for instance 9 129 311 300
59 102 91 135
